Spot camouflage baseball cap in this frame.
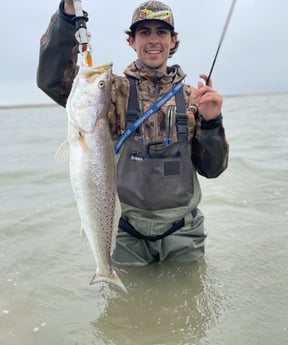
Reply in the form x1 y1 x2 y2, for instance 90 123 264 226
130 1 174 31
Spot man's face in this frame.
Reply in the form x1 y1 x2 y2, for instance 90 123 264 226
129 21 177 73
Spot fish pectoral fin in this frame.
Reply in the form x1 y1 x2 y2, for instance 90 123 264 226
78 132 92 153
89 270 128 293
80 225 86 239
54 140 69 163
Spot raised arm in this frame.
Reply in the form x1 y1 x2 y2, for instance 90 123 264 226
36 1 80 106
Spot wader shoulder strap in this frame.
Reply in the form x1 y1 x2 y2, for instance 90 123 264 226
175 87 188 142
127 77 140 127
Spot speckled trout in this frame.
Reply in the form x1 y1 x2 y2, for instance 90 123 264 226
55 62 126 293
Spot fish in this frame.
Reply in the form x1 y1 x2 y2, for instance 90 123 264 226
55 62 127 293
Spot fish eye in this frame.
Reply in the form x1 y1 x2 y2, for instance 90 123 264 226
98 80 105 89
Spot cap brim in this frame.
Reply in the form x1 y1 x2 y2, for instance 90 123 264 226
129 19 174 32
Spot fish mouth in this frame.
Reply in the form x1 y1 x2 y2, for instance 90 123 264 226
96 62 113 72
83 62 113 79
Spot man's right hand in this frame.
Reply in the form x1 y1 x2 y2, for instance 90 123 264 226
64 0 75 15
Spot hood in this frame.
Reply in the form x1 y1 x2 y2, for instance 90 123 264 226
123 60 186 85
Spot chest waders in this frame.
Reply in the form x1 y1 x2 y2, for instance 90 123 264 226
117 77 199 241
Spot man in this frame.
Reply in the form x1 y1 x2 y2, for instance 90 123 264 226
37 1 229 266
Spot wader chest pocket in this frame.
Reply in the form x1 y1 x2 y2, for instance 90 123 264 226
117 140 194 210
164 160 180 176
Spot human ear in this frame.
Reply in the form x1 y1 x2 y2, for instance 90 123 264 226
170 34 177 50
128 36 136 51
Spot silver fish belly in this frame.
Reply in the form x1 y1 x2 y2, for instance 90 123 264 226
55 63 126 293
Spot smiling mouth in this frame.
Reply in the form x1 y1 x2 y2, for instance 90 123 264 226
146 50 161 54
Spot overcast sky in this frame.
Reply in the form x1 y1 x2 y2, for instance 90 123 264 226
0 0 287 105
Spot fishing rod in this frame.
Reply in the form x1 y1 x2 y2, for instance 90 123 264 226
206 0 237 85
72 0 93 66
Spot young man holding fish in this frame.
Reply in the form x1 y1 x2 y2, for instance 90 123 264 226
37 1 229 267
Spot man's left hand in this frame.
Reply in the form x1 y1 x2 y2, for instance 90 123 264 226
194 74 223 121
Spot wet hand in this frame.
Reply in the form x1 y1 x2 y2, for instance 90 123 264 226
194 74 223 121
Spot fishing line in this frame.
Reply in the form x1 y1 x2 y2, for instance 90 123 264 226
206 0 237 85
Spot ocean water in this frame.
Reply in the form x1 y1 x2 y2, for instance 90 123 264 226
0 93 287 345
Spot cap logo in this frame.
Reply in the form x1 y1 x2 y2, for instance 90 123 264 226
140 9 172 20
130 2 175 30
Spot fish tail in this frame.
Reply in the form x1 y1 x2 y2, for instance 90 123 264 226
89 270 128 293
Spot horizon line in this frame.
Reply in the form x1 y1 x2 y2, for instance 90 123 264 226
1 90 287 110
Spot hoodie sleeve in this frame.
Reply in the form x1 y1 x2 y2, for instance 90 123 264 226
192 114 229 178
36 1 79 107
